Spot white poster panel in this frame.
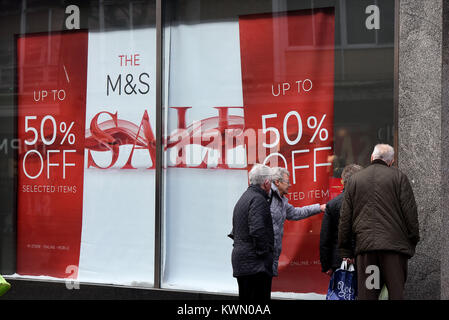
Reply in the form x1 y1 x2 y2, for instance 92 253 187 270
163 21 247 294
79 28 156 286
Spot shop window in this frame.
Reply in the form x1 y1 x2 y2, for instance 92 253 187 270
0 0 156 287
162 0 395 297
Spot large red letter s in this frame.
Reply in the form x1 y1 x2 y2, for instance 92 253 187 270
87 111 120 169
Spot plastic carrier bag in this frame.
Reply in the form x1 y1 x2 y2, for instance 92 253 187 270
0 275 11 297
326 260 357 300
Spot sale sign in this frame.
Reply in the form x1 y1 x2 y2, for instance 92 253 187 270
239 8 335 293
16 29 157 281
17 31 88 277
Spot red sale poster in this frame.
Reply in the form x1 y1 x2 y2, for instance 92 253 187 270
239 8 335 293
17 31 88 277
15 29 157 283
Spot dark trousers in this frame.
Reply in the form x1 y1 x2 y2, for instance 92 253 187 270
356 251 408 300
236 272 272 301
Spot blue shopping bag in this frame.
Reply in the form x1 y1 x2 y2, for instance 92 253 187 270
326 261 357 300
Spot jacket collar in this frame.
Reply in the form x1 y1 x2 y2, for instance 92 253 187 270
271 183 285 201
371 159 389 166
271 183 288 201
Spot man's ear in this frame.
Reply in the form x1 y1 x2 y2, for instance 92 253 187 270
264 179 271 191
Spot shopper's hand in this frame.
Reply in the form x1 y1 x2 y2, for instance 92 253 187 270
320 204 326 212
325 269 333 277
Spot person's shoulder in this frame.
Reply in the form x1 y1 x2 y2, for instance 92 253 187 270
393 166 413 183
344 170 362 189
241 186 261 200
326 193 343 214
351 166 367 179
328 193 343 206
248 186 270 203
390 165 405 174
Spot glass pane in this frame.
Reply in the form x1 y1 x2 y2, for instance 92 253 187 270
162 0 394 297
377 0 395 44
0 0 156 287
345 0 376 44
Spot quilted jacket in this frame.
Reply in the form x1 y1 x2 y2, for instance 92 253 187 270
270 184 321 276
319 192 356 272
338 159 420 259
230 185 274 277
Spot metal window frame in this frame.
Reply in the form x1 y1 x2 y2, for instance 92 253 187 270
394 0 399 165
154 0 163 289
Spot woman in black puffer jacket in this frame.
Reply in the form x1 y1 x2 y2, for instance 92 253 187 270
319 164 363 275
229 164 274 301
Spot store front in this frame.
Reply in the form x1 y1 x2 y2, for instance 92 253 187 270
0 0 399 299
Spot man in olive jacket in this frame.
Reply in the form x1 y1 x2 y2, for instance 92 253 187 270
338 144 420 300
229 164 274 300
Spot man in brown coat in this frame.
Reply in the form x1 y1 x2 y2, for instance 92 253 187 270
338 144 420 300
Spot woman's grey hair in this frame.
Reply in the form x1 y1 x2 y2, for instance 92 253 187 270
249 164 273 186
341 164 363 184
372 144 395 164
272 167 290 182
